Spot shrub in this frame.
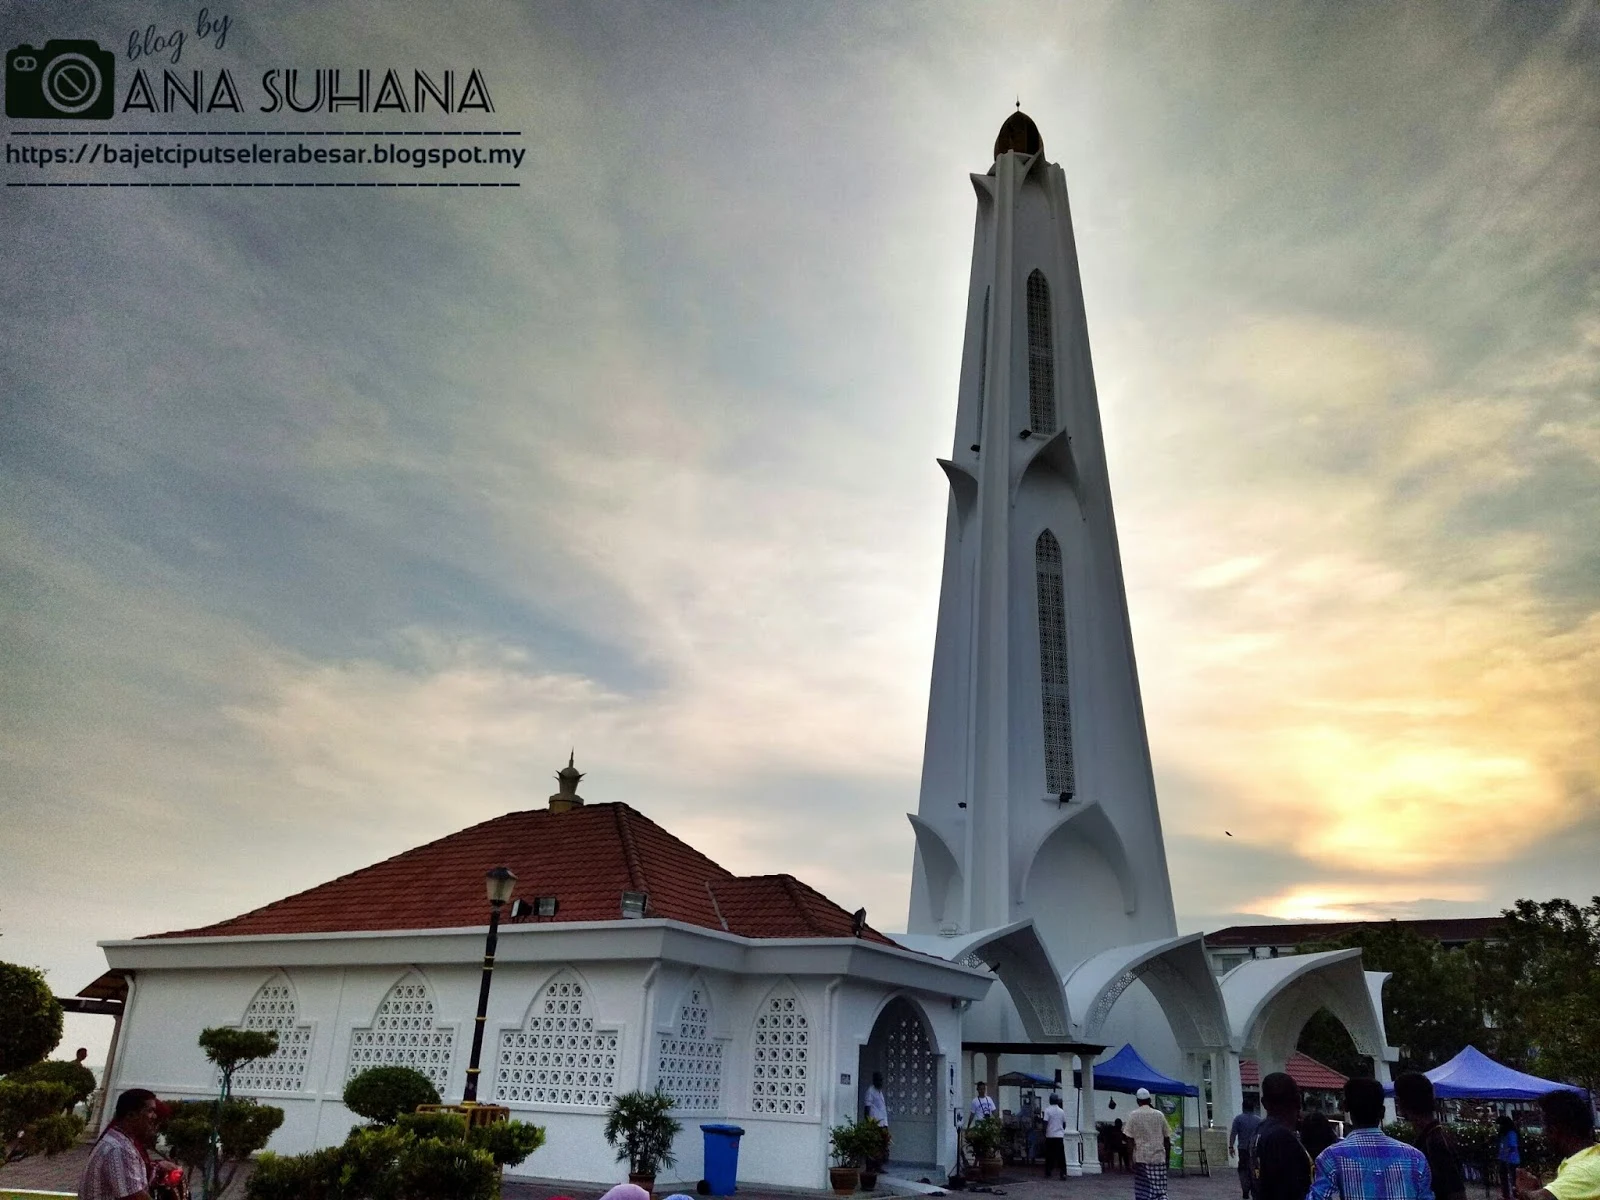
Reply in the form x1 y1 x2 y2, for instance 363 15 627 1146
0 963 63 1075
344 1066 440 1125
164 1098 285 1196
0 1079 84 1168
469 1117 546 1167
5 1059 98 1109
245 1123 513 1200
396 1110 468 1141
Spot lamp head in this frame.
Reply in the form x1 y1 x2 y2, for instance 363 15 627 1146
484 866 517 906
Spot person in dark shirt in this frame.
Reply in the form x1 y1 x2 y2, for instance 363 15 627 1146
1396 1072 1465 1200
1253 1072 1314 1200
1301 1112 1340 1160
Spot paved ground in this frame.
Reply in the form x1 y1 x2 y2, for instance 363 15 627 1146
2 1144 1244 1200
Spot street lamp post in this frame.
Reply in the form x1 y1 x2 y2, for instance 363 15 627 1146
464 866 517 1104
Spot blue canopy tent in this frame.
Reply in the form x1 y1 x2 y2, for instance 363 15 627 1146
1382 1046 1587 1100
1076 1043 1199 1097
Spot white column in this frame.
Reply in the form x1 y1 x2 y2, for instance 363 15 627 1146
1062 1053 1084 1176
1080 1054 1100 1173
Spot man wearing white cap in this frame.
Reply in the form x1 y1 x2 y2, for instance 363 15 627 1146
1124 1088 1172 1200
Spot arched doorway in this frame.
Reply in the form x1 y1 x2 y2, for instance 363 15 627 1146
860 997 939 1169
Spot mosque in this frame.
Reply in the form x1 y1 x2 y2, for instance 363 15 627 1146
78 111 1396 1189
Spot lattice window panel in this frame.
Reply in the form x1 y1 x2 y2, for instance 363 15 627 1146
230 979 312 1093
884 1012 935 1119
1026 269 1057 434
1036 530 1076 796
751 991 810 1116
346 977 455 1094
657 985 723 1111
493 974 619 1108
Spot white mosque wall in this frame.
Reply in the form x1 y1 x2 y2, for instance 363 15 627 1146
100 939 985 1190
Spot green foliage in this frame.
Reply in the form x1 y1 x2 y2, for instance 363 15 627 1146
5 1058 97 1107
1385 1121 1559 1182
198 1026 281 1079
243 1124 505 1200
343 1066 440 1125
964 1114 1005 1159
1297 1009 1370 1079
164 1098 286 1167
395 1110 468 1141
1470 898 1600 1095
1305 924 1481 1072
829 1117 890 1167
390 1133 499 1199
467 1117 545 1167
0 963 63 1075
0 1079 84 1168
604 1088 681 1176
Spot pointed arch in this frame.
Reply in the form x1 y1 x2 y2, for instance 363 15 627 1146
1026 269 1057 434
231 973 313 1093
493 967 619 1109
749 980 812 1117
1036 529 1075 795
656 974 724 1111
346 971 455 1093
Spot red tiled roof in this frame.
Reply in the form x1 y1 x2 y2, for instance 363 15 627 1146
147 801 895 946
1206 917 1504 949
1239 1052 1349 1092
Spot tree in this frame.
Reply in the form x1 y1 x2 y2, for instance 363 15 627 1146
0 962 63 1075
0 962 83 1171
342 1065 440 1125
0 1079 83 1168
6 1058 98 1110
1470 897 1600 1097
1308 923 1482 1071
603 1088 681 1178
196 1026 279 1200
164 1098 284 1198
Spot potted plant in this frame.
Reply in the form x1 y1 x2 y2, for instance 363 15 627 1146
859 1120 891 1191
828 1119 876 1195
964 1114 1004 1182
604 1089 682 1194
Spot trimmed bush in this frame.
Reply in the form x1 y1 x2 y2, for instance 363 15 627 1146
5 1059 97 1109
0 1079 84 1165
244 1122 522 1200
343 1066 440 1125
469 1117 546 1167
163 1098 284 1196
396 1110 468 1142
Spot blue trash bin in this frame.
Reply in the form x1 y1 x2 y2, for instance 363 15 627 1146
700 1123 745 1195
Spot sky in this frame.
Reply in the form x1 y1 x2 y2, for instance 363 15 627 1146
3 0 1598 1063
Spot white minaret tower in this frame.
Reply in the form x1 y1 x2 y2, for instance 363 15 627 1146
907 111 1177 974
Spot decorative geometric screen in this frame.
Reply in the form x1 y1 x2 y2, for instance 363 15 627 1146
656 983 723 1111
1026 269 1057 435
883 1008 936 1119
493 972 619 1108
750 989 810 1116
1036 530 1076 795
346 975 455 1094
230 977 312 1093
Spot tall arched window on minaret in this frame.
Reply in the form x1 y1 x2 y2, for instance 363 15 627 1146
976 286 990 440
1036 529 1075 796
1026 269 1057 435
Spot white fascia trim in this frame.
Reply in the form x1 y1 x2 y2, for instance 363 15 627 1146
99 919 996 998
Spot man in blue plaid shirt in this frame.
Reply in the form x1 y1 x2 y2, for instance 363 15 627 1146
1310 1078 1434 1200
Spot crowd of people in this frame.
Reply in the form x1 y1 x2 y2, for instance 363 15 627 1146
1214 1072 1599 1200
